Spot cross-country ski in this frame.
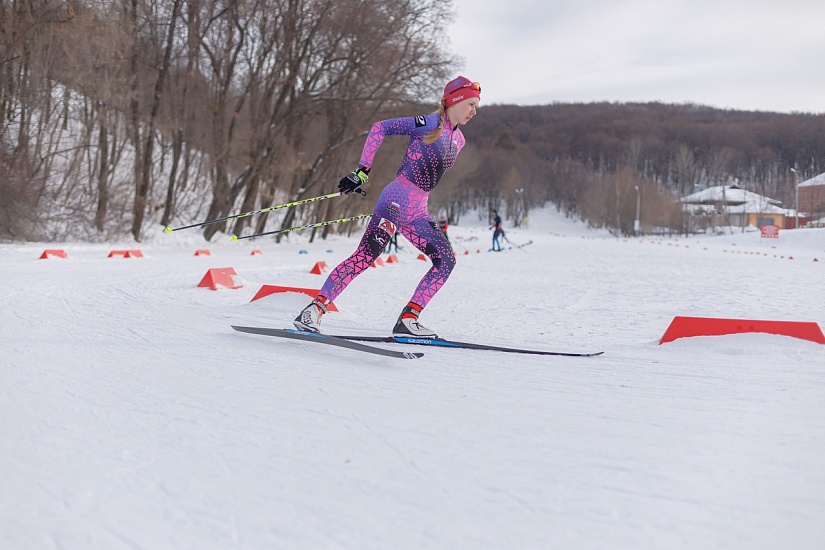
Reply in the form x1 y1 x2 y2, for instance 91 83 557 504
328 333 603 357
231 325 423 360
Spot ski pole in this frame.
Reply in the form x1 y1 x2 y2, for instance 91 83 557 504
501 232 524 251
501 232 531 250
164 191 346 233
452 236 469 253
231 214 372 241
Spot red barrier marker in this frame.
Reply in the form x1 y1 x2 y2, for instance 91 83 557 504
310 261 329 274
250 285 338 311
660 316 825 345
198 267 242 290
108 250 143 258
39 249 68 259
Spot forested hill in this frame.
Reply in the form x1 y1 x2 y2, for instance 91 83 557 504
469 102 824 190
436 102 825 234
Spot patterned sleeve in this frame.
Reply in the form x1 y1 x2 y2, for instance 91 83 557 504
358 114 438 170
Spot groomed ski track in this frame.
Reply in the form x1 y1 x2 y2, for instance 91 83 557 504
2 209 824 549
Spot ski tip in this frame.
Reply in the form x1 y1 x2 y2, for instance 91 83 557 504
164 226 173 233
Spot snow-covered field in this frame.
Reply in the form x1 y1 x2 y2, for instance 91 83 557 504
2 208 824 549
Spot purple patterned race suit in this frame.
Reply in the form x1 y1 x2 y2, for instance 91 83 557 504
318 113 466 309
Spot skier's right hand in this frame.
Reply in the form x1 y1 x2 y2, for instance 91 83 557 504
338 166 369 195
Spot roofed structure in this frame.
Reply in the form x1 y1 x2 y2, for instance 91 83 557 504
680 185 789 231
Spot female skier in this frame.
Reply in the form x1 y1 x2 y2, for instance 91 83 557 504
294 76 481 338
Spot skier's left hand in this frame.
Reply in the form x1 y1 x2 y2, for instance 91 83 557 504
338 166 369 195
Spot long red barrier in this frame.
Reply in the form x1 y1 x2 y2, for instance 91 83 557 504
250 285 338 312
660 316 825 345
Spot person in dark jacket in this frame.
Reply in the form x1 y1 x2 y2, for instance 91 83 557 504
491 210 503 251
438 214 450 243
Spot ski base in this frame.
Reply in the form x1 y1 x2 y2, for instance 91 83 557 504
329 334 603 357
231 326 423 360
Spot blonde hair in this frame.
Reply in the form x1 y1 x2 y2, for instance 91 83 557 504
422 101 446 145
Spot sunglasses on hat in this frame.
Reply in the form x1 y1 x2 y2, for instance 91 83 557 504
460 81 482 93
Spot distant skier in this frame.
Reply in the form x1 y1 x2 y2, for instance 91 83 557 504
491 210 503 251
438 214 450 243
293 76 482 338
384 232 399 254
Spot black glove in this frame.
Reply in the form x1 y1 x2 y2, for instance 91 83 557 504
338 166 369 195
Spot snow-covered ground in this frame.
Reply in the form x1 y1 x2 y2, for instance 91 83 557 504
2 208 824 549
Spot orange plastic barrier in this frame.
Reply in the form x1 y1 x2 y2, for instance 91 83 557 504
250 285 338 311
108 250 143 258
197 267 243 290
39 249 68 259
310 261 329 274
194 249 211 256
660 316 825 345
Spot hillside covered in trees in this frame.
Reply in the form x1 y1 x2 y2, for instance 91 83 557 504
3 1 824 242
454 102 825 234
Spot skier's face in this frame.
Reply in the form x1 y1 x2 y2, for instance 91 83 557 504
448 97 479 125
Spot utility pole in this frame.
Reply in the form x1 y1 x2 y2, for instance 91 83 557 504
790 168 799 229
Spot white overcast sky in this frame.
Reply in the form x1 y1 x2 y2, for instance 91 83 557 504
449 0 825 114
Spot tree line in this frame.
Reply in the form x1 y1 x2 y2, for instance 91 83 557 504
1 0 455 241
3 1 825 242
455 103 825 235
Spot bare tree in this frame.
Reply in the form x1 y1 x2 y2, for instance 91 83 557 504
124 0 183 240
195 0 256 240
197 0 455 241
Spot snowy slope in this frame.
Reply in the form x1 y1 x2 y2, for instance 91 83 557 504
1 208 824 549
